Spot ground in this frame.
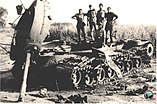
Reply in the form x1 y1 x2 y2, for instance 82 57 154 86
0 27 156 104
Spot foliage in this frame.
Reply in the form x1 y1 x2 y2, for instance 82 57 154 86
0 7 8 28
46 23 77 43
48 23 156 47
114 25 156 42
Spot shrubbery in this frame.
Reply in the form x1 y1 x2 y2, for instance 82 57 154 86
48 23 156 47
0 7 8 28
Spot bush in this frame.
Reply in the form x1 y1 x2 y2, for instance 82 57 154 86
46 23 77 43
113 25 156 48
48 23 156 47
0 7 8 28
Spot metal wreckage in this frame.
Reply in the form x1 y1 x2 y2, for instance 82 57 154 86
9 0 154 102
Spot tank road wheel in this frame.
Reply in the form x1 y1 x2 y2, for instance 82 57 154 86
84 73 94 86
124 60 133 72
97 68 105 82
142 43 154 57
71 69 82 87
133 57 142 68
116 62 125 73
106 66 115 78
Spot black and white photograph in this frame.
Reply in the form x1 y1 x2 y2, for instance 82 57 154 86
0 0 156 103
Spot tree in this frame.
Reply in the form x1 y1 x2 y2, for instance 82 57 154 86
0 7 8 27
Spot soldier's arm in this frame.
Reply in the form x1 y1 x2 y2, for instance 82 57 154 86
84 13 88 16
71 14 77 19
113 12 118 21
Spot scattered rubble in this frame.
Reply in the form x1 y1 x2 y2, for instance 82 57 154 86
55 94 87 103
38 88 49 98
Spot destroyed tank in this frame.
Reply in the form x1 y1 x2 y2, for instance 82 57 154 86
36 39 154 89
9 0 155 102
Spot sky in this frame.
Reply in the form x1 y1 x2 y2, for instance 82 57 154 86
0 0 157 25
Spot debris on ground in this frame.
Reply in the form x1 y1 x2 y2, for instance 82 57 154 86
125 85 148 95
148 70 155 73
55 94 87 103
38 88 49 98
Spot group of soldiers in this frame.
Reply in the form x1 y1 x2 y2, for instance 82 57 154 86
72 3 118 45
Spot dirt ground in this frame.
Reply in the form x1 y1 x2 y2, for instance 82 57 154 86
0 28 156 104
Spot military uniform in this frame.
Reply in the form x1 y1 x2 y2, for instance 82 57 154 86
87 9 97 32
96 9 105 29
105 12 118 32
105 12 118 43
87 9 97 40
72 13 86 42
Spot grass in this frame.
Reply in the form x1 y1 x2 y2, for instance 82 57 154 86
46 23 77 43
48 23 156 46
114 24 156 42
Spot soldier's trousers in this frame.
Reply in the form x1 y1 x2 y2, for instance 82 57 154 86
76 26 86 42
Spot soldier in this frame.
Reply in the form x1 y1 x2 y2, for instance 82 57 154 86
105 7 118 44
72 9 86 42
95 3 105 46
96 3 105 30
87 5 97 41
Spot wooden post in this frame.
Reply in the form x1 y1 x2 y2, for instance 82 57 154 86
18 52 31 102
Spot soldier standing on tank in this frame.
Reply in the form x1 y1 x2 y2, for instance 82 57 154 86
96 3 105 30
105 7 118 44
72 9 86 42
95 3 105 46
87 5 97 41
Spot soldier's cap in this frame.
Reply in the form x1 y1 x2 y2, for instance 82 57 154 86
99 3 103 7
89 5 92 7
107 7 111 10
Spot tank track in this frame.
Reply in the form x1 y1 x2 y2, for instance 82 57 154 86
55 45 152 89
11 40 154 90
